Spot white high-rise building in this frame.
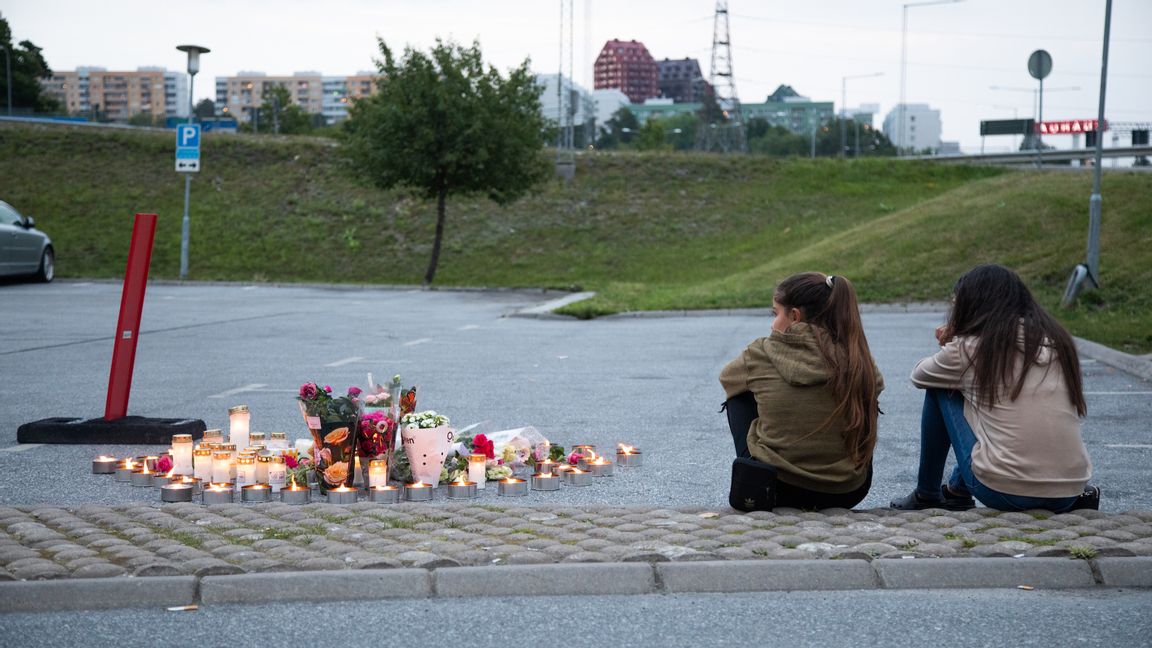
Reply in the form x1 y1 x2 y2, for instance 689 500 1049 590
883 103 942 153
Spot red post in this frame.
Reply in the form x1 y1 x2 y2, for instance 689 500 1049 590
104 214 158 420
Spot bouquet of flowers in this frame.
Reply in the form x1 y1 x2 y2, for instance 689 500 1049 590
297 382 362 493
297 383 361 424
359 410 397 459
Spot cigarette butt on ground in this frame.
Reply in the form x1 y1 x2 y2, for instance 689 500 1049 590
1017 585 1035 591
166 604 199 612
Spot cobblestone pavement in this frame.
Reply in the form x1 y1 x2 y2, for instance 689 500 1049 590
2 502 1151 580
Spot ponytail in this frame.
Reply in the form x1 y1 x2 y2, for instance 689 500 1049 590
774 272 880 468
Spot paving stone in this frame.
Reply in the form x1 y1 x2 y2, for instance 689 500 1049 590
560 551 611 563
71 563 127 578
294 557 348 571
0 547 42 564
239 558 295 572
133 563 184 577
1073 535 1118 547
849 542 897 557
184 558 247 576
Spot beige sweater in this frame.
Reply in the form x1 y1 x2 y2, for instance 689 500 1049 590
720 322 883 493
910 335 1091 498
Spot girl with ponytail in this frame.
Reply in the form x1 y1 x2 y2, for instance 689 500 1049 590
720 272 884 511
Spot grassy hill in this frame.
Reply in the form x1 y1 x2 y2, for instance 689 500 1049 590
2 122 1149 353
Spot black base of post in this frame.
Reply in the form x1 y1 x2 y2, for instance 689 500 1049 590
17 416 207 445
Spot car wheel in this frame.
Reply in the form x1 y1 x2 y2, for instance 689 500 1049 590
35 248 54 283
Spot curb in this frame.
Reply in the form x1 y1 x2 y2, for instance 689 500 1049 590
1076 337 1152 382
1 558 1148 613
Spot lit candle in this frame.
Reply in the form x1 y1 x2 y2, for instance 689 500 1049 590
212 452 232 484
368 459 389 489
193 448 213 481
203 482 235 505
267 456 287 493
369 485 400 503
141 455 160 471
180 475 203 494
352 456 364 487
531 472 560 491
535 459 558 476
616 444 643 467
249 431 266 446
228 405 250 449
235 456 257 490
281 475 310 504
92 455 118 474
563 468 592 487
170 433 194 474
202 428 224 445
572 444 596 461
255 455 271 484
327 484 358 505
222 444 238 481
497 477 528 497
241 483 271 503
160 483 194 503
578 450 600 471
589 456 614 477
405 481 433 502
130 465 153 487
468 454 487 489
447 478 478 499
115 458 136 482
268 432 289 453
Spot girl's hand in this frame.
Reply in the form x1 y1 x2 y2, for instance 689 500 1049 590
935 325 954 346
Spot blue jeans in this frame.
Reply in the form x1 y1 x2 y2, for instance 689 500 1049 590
917 389 1079 513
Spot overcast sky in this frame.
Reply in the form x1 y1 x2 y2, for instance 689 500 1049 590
5 0 1150 151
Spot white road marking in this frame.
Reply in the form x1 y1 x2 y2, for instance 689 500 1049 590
458 325 481 331
208 383 267 399
403 338 432 347
1104 444 1152 449
0 444 42 453
1085 391 1152 395
325 356 365 367
242 286 258 291
72 282 92 287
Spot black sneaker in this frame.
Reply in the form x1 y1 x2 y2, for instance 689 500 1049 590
890 488 974 512
1068 485 1101 511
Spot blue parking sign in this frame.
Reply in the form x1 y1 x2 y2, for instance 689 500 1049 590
175 123 202 172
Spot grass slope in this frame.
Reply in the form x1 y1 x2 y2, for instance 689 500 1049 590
2 122 1149 352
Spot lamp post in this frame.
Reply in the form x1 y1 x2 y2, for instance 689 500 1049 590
0 45 11 117
840 72 883 158
175 44 210 281
899 0 963 156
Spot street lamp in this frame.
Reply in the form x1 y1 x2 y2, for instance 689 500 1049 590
899 0 963 156
0 45 11 117
176 44 210 281
841 72 883 158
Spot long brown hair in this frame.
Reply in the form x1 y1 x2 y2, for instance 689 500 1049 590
774 272 879 468
947 264 1087 416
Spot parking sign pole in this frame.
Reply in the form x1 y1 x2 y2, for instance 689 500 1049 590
179 174 191 279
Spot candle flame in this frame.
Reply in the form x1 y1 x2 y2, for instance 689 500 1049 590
122 459 135 469
588 450 599 461
96 455 116 461
502 477 522 484
409 481 426 488
454 477 469 486
166 469 175 478
207 483 227 491
288 474 298 489
618 444 635 455
333 485 353 493
592 457 608 465
570 468 585 474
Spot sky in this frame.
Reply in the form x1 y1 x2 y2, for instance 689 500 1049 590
5 0 1150 152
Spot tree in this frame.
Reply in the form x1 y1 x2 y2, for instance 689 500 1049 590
0 17 60 113
194 98 216 119
748 124 808 157
247 85 314 135
596 107 639 149
344 38 547 286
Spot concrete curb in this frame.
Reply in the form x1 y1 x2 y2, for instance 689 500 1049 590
508 291 597 319
1 558 1148 613
1075 337 1152 382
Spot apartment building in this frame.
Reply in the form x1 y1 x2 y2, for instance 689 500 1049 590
656 58 709 103
40 67 188 120
215 71 377 124
883 103 943 152
593 39 658 104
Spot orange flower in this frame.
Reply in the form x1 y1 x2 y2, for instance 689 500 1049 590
323 461 350 486
324 427 350 445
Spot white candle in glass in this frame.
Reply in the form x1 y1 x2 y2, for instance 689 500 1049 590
256 455 270 484
236 456 257 490
212 452 232 484
228 405 250 449
193 448 213 482
368 459 389 488
267 456 287 492
468 454 487 489
269 432 289 453
171 434 194 475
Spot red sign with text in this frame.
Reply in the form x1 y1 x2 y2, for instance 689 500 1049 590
1036 119 1108 135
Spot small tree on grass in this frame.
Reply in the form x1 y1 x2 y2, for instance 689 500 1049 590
344 38 547 286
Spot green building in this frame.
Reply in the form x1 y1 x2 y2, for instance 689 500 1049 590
627 85 834 136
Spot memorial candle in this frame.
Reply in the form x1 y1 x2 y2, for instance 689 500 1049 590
203 482 234 504
212 452 232 485
171 434 194 475
468 454 487 489
405 481 433 502
228 405 250 449
235 456 257 490
193 448 213 481
115 458 136 482
447 477 477 500
267 456 287 493
202 428 224 445
92 455 118 474
281 475 310 504
268 432 289 453
497 477 528 497
327 484 357 504
256 455 271 484
368 459 389 489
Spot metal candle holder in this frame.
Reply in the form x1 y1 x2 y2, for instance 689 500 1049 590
530 473 561 491
130 470 154 487
92 457 118 474
179 477 203 494
497 478 528 497
589 461 614 477
241 484 272 503
572 445 596 460
160 483 194 503
327 487 358 504
368 486 400 503
203 486 235 504
535 460 558 476
563 469 592 487
616 451 643 467
281 487 311 505
115 465 135 482
447 481 478 500
405 483 433 502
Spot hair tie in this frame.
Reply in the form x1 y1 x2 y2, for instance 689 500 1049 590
826 275 835 288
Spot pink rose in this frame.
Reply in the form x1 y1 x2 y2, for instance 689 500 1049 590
299 383 318 400
348 386 362 397
323 385 332 393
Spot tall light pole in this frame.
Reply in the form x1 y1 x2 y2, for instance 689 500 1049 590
899 0 963 156
840 72 883 158
176 44 209 281
0 45 11 117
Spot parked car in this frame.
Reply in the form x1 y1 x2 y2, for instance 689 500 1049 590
0 200 54 282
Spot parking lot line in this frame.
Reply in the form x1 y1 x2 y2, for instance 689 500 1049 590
1104 444 1152 449
325 356 365 367
403 338 432 347
0 444 42 453
1085 391 1152 395
208 383 267 399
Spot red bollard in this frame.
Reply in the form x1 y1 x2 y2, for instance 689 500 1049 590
104 213 158 420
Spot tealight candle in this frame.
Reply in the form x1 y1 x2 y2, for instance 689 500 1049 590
588 457 614 477
447 479 478 499
468 454 487 489
563 468 592 487
160 483 194 503
130 467 153 487
327 484 358 505
497 477 528 497
369 485 400 503
115 459 136 482
281 476 310 504
267 456 287 492
531 472 561 491
268 432 289 453
203 483 235 505
153 471 181 487
368 459 389 489
256 455 271 484
616 444 643 467
140 455 160 472
228 405 250 449
193 448 213 481
241 483 272 503
170 434 194 475
535 459 558 476
578 450 601 472
405 481 433 502
92 455 118 474
180 475 203 494
212 452 232 484
352 456 364 488
572 444 596 460
235 456 257 490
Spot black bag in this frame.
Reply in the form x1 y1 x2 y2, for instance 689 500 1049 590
729 457 778 512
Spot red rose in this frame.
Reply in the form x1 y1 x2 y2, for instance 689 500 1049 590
473 434 495 460
284 454 298 469
156 455 173 473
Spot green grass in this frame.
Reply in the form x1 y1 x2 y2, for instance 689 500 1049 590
2 122 1149 352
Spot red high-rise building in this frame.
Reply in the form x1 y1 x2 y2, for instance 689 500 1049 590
593 39 658 103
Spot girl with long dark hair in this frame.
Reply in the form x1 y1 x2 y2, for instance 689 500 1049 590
892 264 1098 512
720 272 883 511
